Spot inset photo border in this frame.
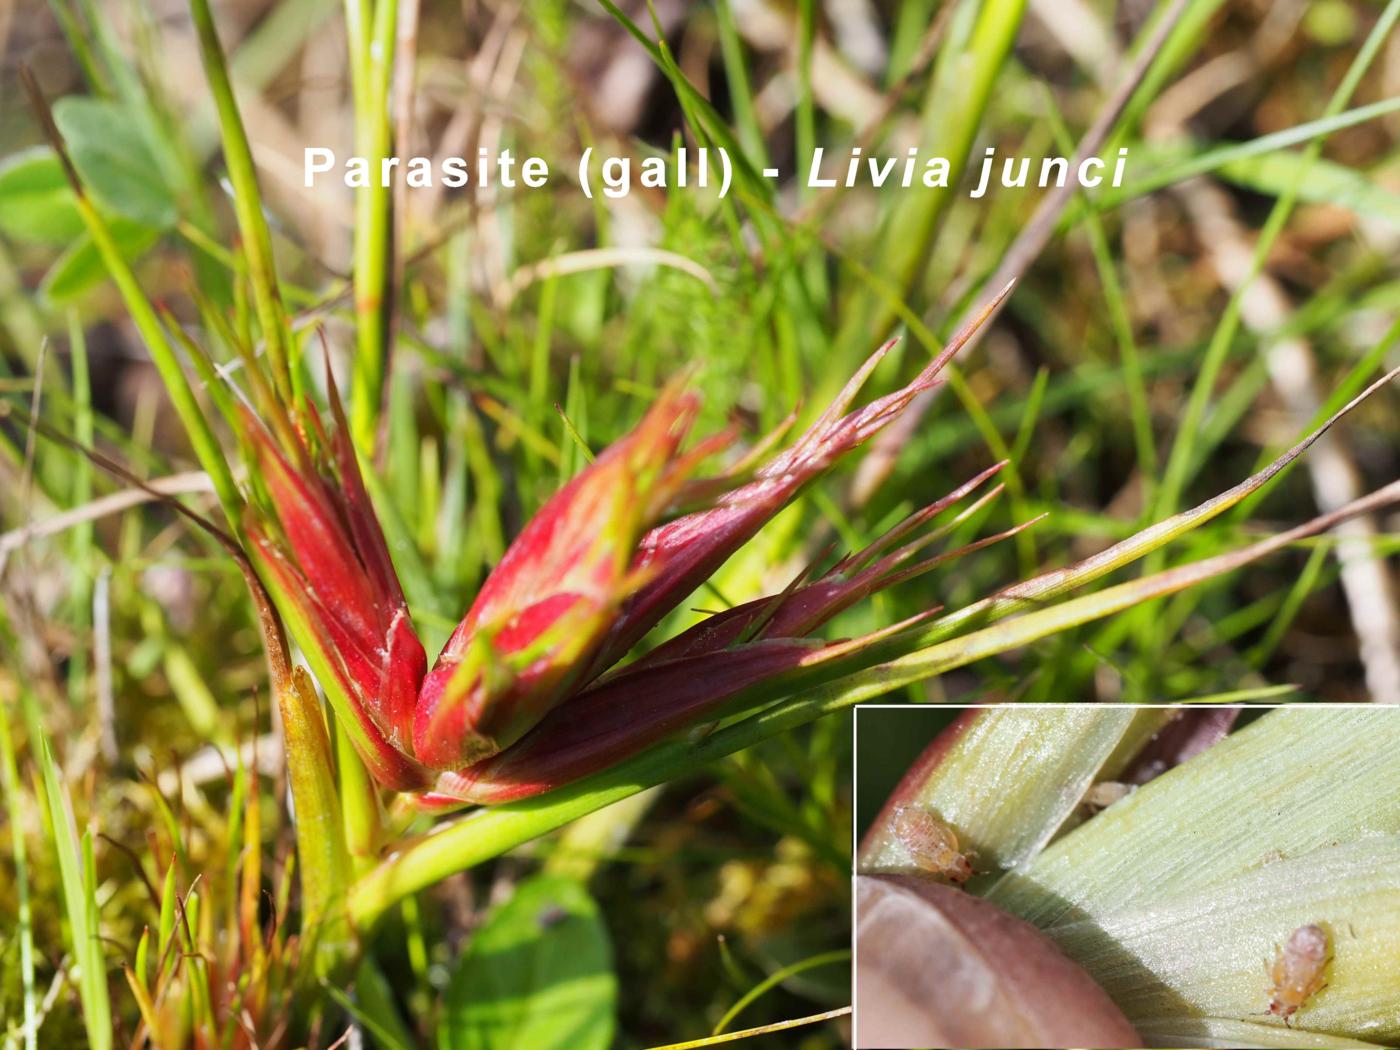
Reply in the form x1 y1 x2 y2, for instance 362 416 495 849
852 704 1400 1050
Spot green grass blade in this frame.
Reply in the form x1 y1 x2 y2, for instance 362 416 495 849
1098 96 1400 211
915 368 1398 648
1150 0 1400 523
0 702 37 1050
37 734 112 1050
186 0 294 403
832 0 1026 360
713 0 767 169
345 0 399 454
1214 151 1400 225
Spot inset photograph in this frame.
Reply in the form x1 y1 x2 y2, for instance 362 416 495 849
853 705 1400 1049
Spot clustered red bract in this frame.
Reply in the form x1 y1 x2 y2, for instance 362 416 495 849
246 332 1017 804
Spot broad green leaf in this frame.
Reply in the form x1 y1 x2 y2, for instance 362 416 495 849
40 218 161 303
859 707 1148 878
1050 836 1400 1041
52 97 176 229
0 148 84 244
986 708 1400 1042
988 708 1400 924
438 874 616 1050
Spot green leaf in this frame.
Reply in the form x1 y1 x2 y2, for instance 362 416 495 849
859 707 1150 878
438 874 616 1050
1057 836 1400 1041
1215 152 1400 226
988 708 1400 922
37 735 112 1050
1096 94 1400 211
987 708 1400 1042
0 148 84 244
40 218 161 303
52 97 177 229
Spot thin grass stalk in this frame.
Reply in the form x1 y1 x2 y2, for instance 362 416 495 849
0 704 37 1050
1106 0 1227 151
73 0 140 102
43 0 110 96
186 0 295 404
1151 0 1400 523
648 1007 853 1050
346 0 400 455
713 0 766 168
65 312 96 710
37 734 112 1050
829 0 1025 364
795 0 816 201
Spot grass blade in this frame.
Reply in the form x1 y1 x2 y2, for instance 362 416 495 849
37 734 112 1050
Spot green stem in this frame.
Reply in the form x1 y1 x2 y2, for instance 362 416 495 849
0 703 37 1050
346 0 400 456
186 0 295 406
280 668 354 971
830 0 1025 364
187 0 294 404
81 199 242 522
337 719 384 876
713 950 849 1035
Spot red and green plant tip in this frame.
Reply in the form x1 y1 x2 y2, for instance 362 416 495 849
245 300 1020 807
445 465 1035 805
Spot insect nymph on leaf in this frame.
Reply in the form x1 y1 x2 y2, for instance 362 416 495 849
1267 923 1331 1026
891 805 974 885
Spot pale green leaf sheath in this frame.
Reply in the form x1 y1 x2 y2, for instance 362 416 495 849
987 708 1400 1043
861 707 1150 876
